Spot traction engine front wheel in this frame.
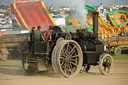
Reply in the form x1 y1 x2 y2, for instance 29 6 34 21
99 54 114 75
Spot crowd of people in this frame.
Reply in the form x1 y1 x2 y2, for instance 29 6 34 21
30 25 53 42
29 25 54 54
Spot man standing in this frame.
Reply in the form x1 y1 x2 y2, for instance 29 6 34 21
34 26 42 41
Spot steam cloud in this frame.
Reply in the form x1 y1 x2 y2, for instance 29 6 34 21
43 0 88 27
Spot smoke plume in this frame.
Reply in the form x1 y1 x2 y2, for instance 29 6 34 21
43 0 88 27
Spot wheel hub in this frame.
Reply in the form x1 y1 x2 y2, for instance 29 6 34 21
66 55 71 62
103 62 111 67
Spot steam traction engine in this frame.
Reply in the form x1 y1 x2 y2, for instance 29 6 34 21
18 12 114 77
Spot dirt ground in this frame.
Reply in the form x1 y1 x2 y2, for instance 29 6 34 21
0 59 128 85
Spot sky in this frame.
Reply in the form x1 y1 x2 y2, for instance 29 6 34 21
0 0 128 6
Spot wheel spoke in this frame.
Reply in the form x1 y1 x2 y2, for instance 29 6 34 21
60 56 65 60
69 61 73 69
61 61 66 67
61 62 66 68
64 63 67 73
68 65 73 74
71 50 76 56
66 43 70 53
61 49 66 56
107 67 110 73
71 59 76 62
71 62 78 67
106 57 109 62
60 56 65 63
69 46 76 55
107 64 111 70
71 55 79 58
68 62 75 74
103 59 106 62
103 67 106 72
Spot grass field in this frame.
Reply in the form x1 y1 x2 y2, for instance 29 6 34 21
112 54 128 60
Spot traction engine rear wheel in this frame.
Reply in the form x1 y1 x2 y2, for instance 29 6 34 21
52 40 83 77
22 55 36 74
99 54 114 75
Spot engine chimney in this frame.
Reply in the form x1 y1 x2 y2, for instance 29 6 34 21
93 11 99 41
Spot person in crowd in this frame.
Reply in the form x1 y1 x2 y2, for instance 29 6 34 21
30 27 36 41
42 26 53 42
0 30 2 36
34 26 42 41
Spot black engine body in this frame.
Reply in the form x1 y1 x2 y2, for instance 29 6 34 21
18 11 104 67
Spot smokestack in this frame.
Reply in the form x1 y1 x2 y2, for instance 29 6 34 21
93 11 99 41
